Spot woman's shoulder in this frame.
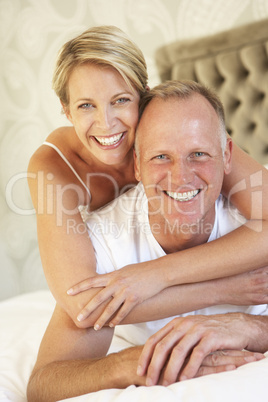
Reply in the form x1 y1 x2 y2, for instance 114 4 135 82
28 126 92 206
46 125 75 142
28 126 76 172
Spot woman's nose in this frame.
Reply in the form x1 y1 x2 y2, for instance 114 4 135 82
95 107 115 130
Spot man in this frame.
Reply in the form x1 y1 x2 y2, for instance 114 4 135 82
27 81 268 401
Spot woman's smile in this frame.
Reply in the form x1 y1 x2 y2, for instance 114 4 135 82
92 132 126 148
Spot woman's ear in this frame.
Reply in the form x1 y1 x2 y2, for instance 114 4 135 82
61 101 73 124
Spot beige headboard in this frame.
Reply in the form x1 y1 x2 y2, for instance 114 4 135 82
155 18 268 165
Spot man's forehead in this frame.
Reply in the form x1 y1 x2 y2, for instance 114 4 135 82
136 94 222 155
139 95 219 132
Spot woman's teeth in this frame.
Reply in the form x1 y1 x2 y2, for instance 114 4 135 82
166 189 199 202
95 133 124 146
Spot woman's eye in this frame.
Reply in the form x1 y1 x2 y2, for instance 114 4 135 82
79 103 93 110
115 97 130 105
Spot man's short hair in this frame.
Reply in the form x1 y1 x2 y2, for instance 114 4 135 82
135 80 227 157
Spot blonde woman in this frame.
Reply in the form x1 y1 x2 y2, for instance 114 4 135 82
28 25 268 331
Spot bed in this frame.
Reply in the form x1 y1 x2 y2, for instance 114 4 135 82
1 18 268 402
1 290 268 402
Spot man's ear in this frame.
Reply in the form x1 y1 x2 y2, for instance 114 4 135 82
223 136 233 175
133 149 141 181
61 101 73 124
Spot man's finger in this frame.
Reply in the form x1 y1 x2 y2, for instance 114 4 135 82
195 364 236 379
137 322 175 377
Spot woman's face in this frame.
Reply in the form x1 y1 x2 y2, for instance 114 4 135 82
65 64 140 166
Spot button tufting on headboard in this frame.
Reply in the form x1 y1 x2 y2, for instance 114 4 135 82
155 18 268 164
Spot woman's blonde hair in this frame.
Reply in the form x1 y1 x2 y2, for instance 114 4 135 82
52 25 148 107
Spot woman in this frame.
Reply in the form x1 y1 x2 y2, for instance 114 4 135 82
28 25 268 330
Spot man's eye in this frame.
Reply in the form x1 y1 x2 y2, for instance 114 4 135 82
194 152 205 157
155 154 167 160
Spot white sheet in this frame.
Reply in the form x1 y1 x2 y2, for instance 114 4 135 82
0 291 267 402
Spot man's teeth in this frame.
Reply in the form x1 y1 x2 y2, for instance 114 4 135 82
95 133 123 146
166 189 199 202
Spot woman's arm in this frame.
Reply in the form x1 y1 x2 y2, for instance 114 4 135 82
222 141 268 220
29 139 268 328
27 142 99 323
66 143 268 327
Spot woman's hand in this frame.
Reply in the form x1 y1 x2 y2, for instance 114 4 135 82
67 262 167 330
217 266 268 306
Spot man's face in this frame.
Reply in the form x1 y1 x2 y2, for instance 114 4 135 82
134 94 232 232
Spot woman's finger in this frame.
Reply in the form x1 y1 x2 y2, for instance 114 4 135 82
67 275 109 295
76 287 116 321
93 296 127 330
108 299 139 327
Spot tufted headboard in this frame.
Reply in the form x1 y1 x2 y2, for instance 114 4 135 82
155 18 268 165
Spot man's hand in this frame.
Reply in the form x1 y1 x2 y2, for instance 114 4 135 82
117 346 147 387
181 350 264 381
137 313 265 386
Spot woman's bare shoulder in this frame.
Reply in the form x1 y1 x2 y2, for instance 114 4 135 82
28 126 76 172
46 125 76 141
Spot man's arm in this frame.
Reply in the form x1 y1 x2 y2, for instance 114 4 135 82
137 313 268 387
27 304 146 402
27 306 264 401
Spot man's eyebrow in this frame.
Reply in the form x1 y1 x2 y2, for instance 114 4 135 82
144 149 169 157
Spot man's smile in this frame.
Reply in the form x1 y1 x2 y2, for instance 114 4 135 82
165 189 201 202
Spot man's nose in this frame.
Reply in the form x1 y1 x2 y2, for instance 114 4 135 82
171 159 194 184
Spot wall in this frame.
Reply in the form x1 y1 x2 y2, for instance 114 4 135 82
1 0 268 299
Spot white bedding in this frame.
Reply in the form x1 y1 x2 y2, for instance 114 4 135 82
0 291 267 402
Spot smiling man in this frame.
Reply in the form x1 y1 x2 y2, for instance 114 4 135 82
134 81 232 253
27 81 268 402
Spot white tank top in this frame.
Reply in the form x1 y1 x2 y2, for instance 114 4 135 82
43 141 92 206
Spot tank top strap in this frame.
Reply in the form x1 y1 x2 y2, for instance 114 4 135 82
43 141 91 200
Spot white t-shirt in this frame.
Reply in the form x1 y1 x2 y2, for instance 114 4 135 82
83 182 267 345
